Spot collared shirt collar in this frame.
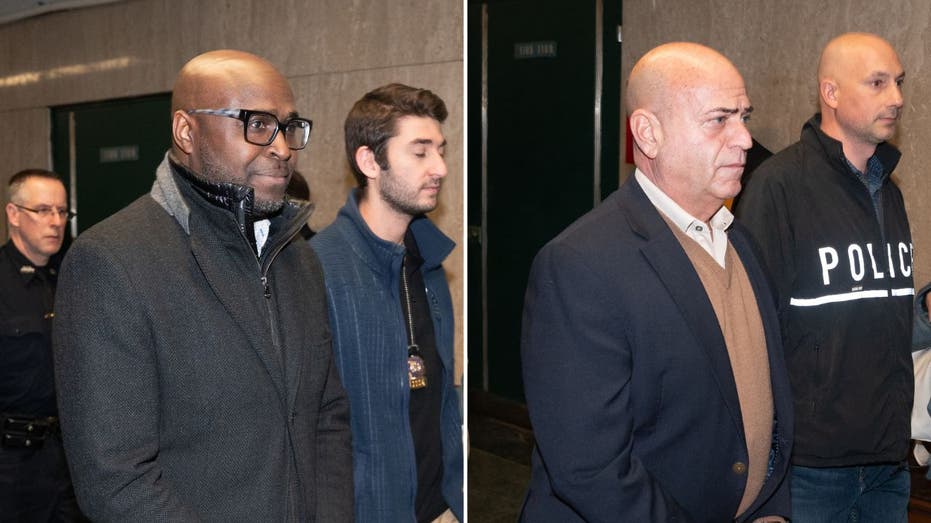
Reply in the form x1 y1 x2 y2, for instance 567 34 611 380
1 240 56 284
844 154 887 229
845 154 886 197
635 168 732 267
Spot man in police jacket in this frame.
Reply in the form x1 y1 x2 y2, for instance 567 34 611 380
737 32 914 522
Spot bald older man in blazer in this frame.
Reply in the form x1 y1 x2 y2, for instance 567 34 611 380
519 42 794 523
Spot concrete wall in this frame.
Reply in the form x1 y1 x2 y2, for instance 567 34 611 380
622 0 931 288
0 0 464 375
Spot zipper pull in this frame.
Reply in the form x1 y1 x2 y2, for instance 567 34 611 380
261 276 271 299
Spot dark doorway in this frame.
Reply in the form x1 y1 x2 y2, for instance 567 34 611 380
468 0 622 402
51 93 171 236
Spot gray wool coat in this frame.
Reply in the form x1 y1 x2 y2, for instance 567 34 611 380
53 156 353 521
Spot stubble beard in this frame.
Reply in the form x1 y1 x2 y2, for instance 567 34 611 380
871 118 898 144
378 168 440 217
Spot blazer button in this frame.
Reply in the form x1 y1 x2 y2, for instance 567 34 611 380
732 461 747 475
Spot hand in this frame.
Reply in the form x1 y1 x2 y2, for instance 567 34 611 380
752 517 787 523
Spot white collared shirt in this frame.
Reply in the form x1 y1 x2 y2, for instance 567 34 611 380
255 219 270 256
635 169 733 268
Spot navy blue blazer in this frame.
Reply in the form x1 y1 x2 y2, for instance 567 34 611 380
519 176 793 522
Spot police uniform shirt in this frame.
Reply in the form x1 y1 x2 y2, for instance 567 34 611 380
0 240 58 417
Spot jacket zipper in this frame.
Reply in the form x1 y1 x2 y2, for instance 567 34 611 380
249 212 311 519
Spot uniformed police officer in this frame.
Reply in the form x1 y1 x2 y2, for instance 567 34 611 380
1 169 84 521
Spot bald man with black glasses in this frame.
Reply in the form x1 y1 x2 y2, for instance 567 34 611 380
53 50 352 521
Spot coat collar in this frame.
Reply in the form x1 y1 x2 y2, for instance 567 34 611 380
1 240 56 284
802 113 901 180
149 153 314 257
336 189 454 277
147 152 315 406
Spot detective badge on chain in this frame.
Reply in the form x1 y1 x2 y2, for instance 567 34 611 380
408 345 427 390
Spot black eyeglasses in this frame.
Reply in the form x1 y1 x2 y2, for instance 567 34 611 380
14 203 75 220
186 108 312 150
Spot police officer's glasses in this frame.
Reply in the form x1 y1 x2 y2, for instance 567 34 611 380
186 108 313 150
13 204 75 220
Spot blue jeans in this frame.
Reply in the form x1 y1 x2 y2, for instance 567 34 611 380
791 463 909 523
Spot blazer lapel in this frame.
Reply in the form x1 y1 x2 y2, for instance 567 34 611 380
729 227 786 407
620 179 744 436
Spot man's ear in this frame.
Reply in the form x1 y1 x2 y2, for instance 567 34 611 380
355 146 380 182
820 79 839 110
629 108 662 160
5 202 19 228
172 110 196 155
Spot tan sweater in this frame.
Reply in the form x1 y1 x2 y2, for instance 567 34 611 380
668 224 773 518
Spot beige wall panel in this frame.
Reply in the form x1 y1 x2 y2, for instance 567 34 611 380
623 0 931 287
0 108 52 233
0 0 462 111
292 61 464 378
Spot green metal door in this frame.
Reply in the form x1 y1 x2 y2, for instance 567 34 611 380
51 94 171 235
469 0 622 400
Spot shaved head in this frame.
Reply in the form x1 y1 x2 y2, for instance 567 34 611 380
818 33 898 88
816 33 903 169
627 42 741 118
170 50 299 215
171 50 292 115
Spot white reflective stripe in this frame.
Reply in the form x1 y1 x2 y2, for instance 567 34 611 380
789 289 889 307
892 287 915 297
